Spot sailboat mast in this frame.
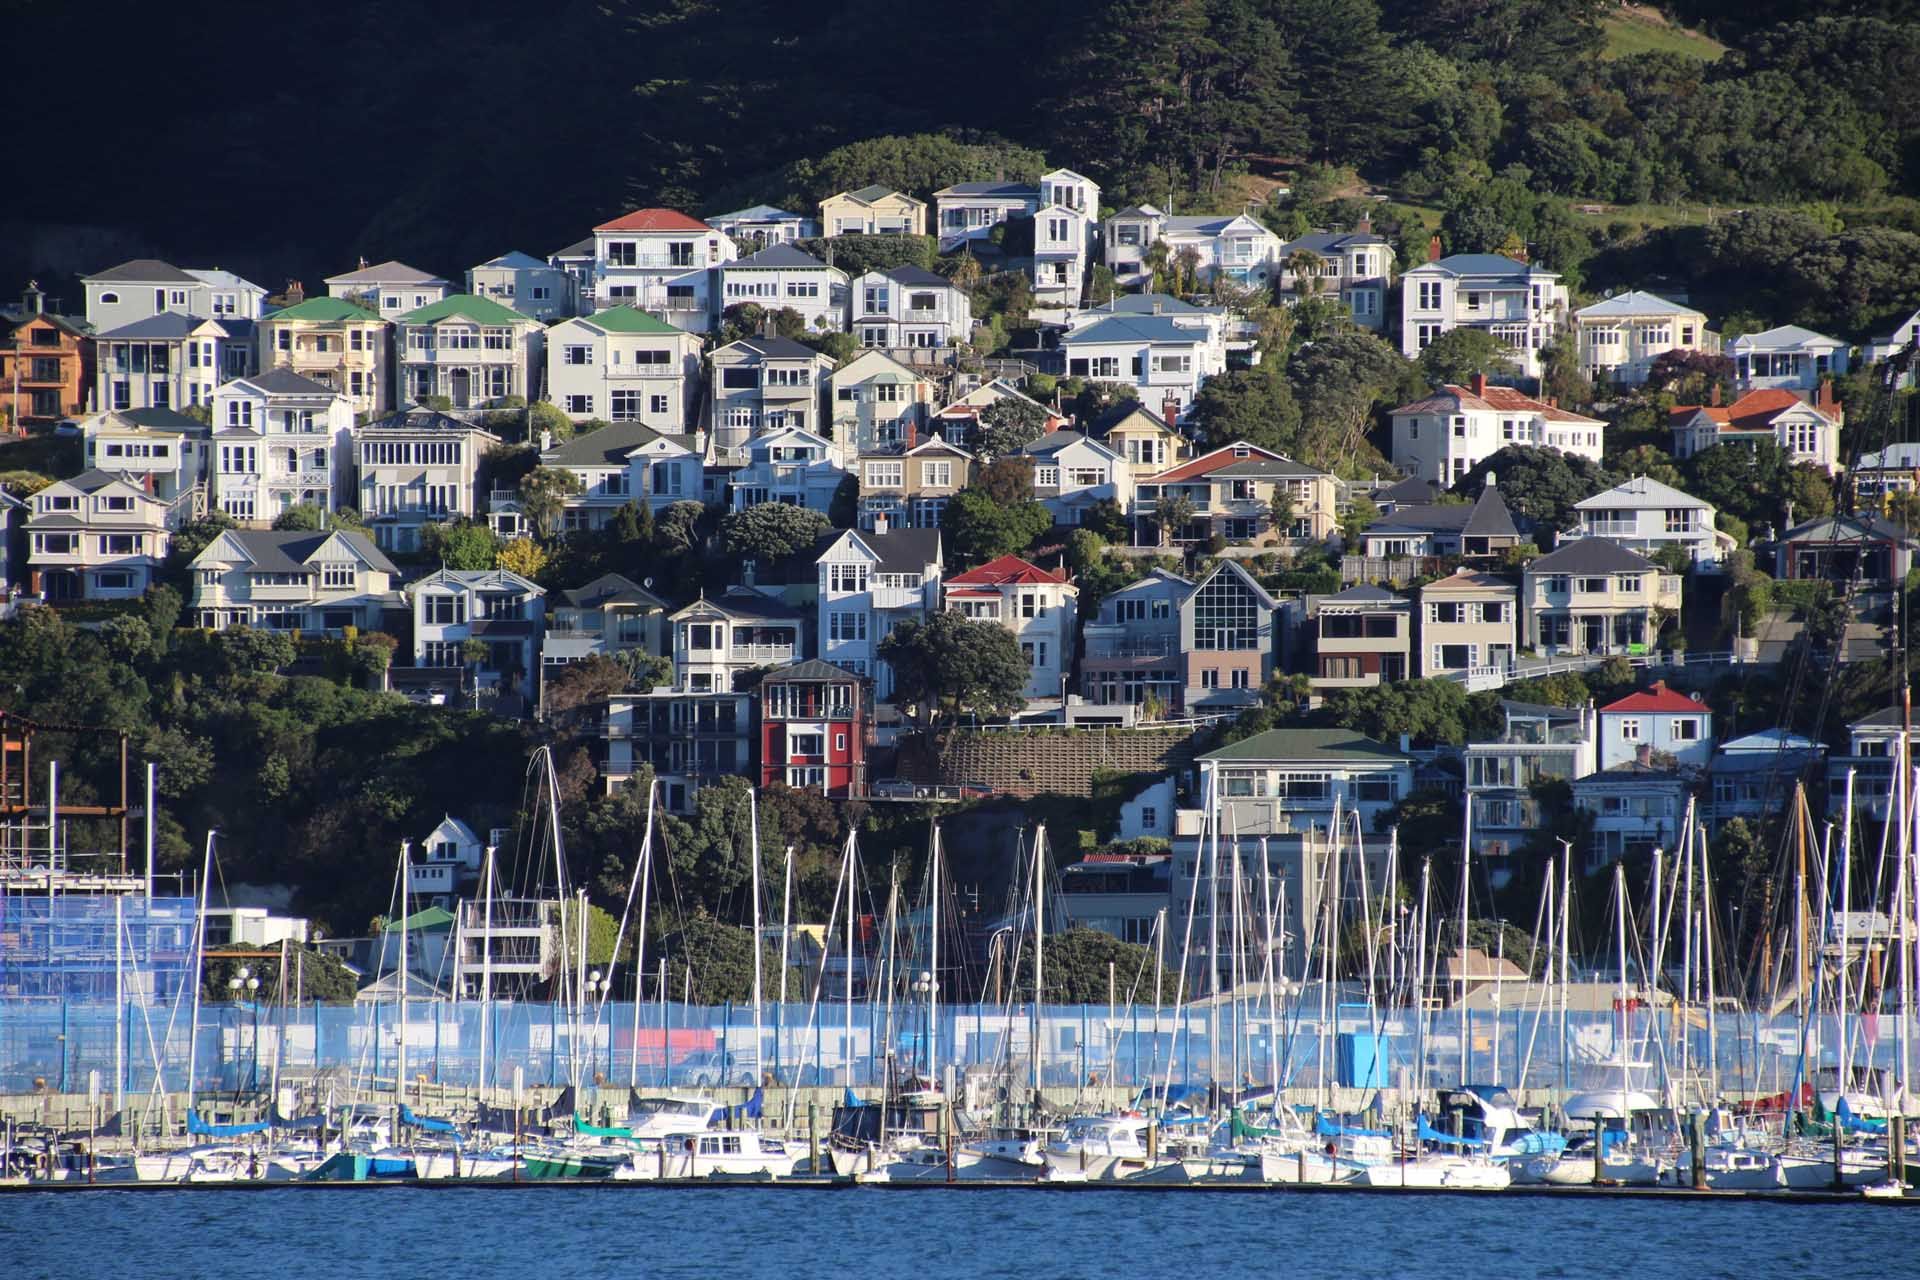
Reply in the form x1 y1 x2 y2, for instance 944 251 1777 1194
1558 838 1571 1102
929 823 941 1088
749 789 764 1089
844 831 856 1086
1032 823 1047 1097
1615 860 1630 1120
480 845 495 1092
1840 768 1856 1093
185 834 211 1115
1414 857 1431 1099
1260 836 1277 1092
399 840 410 1106
1700 820 1718 1098
779 842 793 1081
1459 797 1472 1084
628 781 656 1089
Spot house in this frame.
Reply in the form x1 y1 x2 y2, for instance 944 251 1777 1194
944 554 1078 702
94 313 247 412
1355 486 1522 561
407 567 547 691
209 368 355 523
82 259 266 331
1572 291 1717 385
393 294 544 410
1371 475 1446 514
467 251 574 323
1277 226 1395 329
407 816 487 907
188 527 398 633
855 435 972 532
1728 324 1850 392
545 305 702 428
1134 441 1341 547
1776 513 1920 584
706 335 835 459
727 425 845 513
1059 850 1170 947
1079 568 1190 709
1059 313 1212 419
1466 700 1598 864
548 237 597 312
324 260 449 316
1597 680 1713 772
1103 207 1284 289
718 244 848 333
757 658 870 796
1389 374 1604 486
254 296 391 418
813 526 943 699
1853 442 1920 501
1522 538 1682 656
1019 430 1129 525
1564 474 1728 569
1668 386 1842 473
1 286 92 427
930 378 1065 443
669 587 804 692
1077 294 1232 370
1572 763 1693 872
819 187 927 237
449 895 564 997
1398 253 1569 379
81 406 210 502
355 408 502 552
535 418 702 531
1827 707 1910 820
1180 560 1278 708
1709 729 1824 827
1196 727 1414 832
1303 585 1411 689
590 207 737 332
603 684 753 812
26 469 188 599
540 572 670 684
1086 402 1187 474
708 205 818 248
849 266 973 360
829 350 935 461
931 169 1099 255
0 490 22 591
1417 569 1518 679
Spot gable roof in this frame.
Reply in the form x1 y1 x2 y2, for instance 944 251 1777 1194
1782 513 1920 547
710 204 807 223
232 367 340 398
552 237 596 259
265 296 382 324
197 528 397 575
96 313 226 340
1086 402 1176 439
1575 290 1702 320
1393 382 1604 425
730 243 834 271
883 265 949 288
1416 253 1549 277
594 208 711 233
411 566 544 595
1201 727 1409 764
394 293 529 326
721 334 824 361
576 303 686 335
1670 388 1835 432
1064 314 1205 346
59 468 152 496
768 658 866 683
324 260 446 286
1527 536 1656 574
674 586 800 621
559 572 668 611
1021 429 1118 462
89 406 206 435
946 554 1069 587
1282 230 1390 255
86 259 199 284
1599 680 1705 716
1375 475 1444 507
1575 475 1711 512
1146 442 1318 485
935 180 1040 199
1191 558 1278 610
1319 584 1405 606
543 419 692 466
474 250 548 271
841 185 916 205
1421 568 1516 595
1728 324 1844 351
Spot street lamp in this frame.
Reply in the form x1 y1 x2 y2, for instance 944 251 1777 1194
228 966 260 1092
911 970 935 1078
585 970 610 1082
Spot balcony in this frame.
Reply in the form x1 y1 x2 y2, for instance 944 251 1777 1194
247 580 317 603
869 584 923 610
604 253 703 271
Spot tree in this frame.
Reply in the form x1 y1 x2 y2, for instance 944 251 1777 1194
975 397 1050 457
1012 927 1153 1003
545 654 632 733
828 474 858 528
1186 365 1302 455
1323 677 1480 747
1157 492 1196 547
1684 442 1791 530
1081 498 1129 543
1456 445 1617 535
495 537 549 578
164 512 238 585
878 612 1030 722
422 520 499 570
1268 485 1295 541
1285 329 1417 474
941 486 1051 566
1417 327 1520 386
721 502 831 561
974 456 1036 505
519 466 584 539
271 504 327 531
204 946 358 1004
658 910 807 1006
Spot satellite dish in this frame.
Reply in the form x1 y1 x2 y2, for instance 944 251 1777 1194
643 577 655 589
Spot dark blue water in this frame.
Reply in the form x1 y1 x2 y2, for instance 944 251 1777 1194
1 1187 1909 1279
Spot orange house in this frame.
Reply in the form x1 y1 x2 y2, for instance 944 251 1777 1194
2 284 94 429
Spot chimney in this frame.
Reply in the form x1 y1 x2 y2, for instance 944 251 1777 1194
1151 299 1163 315
1547 396 1558 409
904 420 918 450
539 428 553 452
22 281 44 315
1636 743 1653 767
1816 378 1837 409
1470 373 1488 399
1428 234 1442 263
285 279 305 305
873 510 889 535
1162 394 1181 426
1356 213 1373 235
1709 382 1721 407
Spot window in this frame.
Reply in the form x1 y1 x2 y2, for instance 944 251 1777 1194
828 563 869 593
1576 576 1608 595
564 345 593 365
1482 600 1505 623
610 390 642 420
422 594 466 625
650 394 669 415
1190 572 1261 650
1020 640 1048 669
791 732 824 756
722 367 758 390
1664 508 1696 534
1671 718 1701 741
1432 601 1463 624
1619 718 1642 742
829 611 867 642
865 461 904 488
1618 575 1642 595
1416 281 1442 310
565 394 593 414
321 564 355 589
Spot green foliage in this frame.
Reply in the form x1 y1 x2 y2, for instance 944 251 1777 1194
422 520 499 570
941 486 1052 566
518 466 585 539
1321 677 1494 747
1417 327 1522 386
657 911 808 1006
270 504 327 532
878 612 1031 722
1011 926 1153 1004
1186 365 1302 455
794 234 936 277
1456 446 1618 535
720 501 831 561
975 397 1050 457
203 947 359 1005
774 132 1046 206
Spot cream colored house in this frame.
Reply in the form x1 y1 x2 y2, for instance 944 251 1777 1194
1522 538 1683 656
546 304 702 431
393 294 544 410
1089 403 1188 474
819 186 927 237
1135 441 1340 547
357 408 503 553
256 296 392 418
1417 569 1518 679
1573 290 1717 386
26 469 194 599
189 527 397 633
856 434 974 531
829 350 935 463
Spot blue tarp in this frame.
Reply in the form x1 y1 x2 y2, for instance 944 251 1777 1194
1417 1115 1488 1148
186 1109 270 1138
399 1104 457 1134
1315 1115 1390 1139
727 1088 764 1123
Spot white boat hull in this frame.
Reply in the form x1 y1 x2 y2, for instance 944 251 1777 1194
1355 1157 1512 1189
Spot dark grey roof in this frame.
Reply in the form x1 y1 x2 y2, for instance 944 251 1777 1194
729 334 823 360
209 528 398 575
864 528 941 575
1321 585 1405 605
560 572 667 610
1364 504 1478 536
847 184 905 203
678 587 801 621
732 244 832 270
1529 537 1655 574
1210 457 1321 479
1021 430 1089 457
87 258 198 284
768 658 864 683
1500 698 1584 720
116 406 207 433
1376 475 1443 506
1 309 90 337
938 181 1039 198
361 408 496 435
1463 487 1520 538
552 237 595 259
542 419 693 466
1783 513 1920 546
885 265 949 287
97 313 222 340
1086 402 1172 437
240 367 338 397
66 468 136 494
1281 230 1388 254
1854 706 1907 728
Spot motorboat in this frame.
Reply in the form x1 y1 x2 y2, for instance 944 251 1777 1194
627 1095 728 1140
1355 1155 1513 1189
1668 1145 1782 1190
651 1129 797 1178
1525 1137 1660 1187
1041 1114 1159 1182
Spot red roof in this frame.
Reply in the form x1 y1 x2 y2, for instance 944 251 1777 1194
1599 680 1704 715
1144 441 1284 485
593 208 712 233
1669 389 1829 433
1392 383 1602 425
946 554 1069 587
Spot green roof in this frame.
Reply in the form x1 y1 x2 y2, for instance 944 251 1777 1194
1200 728 1409 764
395 293 530 326
266 296 382 324
579 304 683 335
382 905 456 933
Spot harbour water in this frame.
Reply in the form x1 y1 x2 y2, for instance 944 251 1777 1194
3 1186 1911 1280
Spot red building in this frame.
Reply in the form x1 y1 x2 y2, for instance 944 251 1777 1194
757 658 869 797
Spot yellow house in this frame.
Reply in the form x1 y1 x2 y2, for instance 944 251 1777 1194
819 186 927 237
1090 403 1189 473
